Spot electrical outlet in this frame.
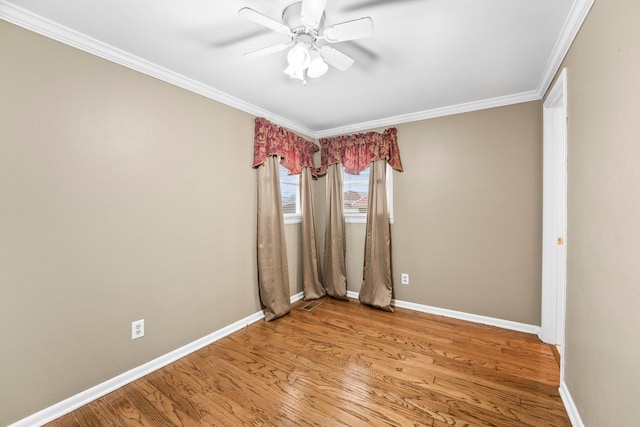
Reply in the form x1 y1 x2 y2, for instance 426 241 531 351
401 273 409 285
131 319 144 340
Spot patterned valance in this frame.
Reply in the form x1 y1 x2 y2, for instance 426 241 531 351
252 117 319 175
317 127 403 176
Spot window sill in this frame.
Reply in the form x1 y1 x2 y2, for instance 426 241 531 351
283 215 394 225
345 215 366 224
284 215 302 225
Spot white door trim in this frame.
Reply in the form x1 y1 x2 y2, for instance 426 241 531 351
541 69 568 356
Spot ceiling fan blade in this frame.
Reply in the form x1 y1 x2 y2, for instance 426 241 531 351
319 45 355 71
323 17 374 43
238 7 292 35
301 0 327 28
244 43 291 58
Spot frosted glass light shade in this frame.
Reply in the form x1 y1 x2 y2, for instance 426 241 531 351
307 57 328 78
287 44 311 69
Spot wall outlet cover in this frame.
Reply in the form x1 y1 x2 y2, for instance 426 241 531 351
131 319 144 340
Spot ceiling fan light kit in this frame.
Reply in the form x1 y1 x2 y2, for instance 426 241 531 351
285 43 328 81
307 51 329 78
238 0 373 85
284 43 326 84
287 43 311 69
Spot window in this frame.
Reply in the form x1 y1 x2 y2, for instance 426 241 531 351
343 164 393 223
279 163 301 224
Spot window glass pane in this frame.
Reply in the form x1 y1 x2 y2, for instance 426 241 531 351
342 164 393 223
279 164 300 215
343 168 369 215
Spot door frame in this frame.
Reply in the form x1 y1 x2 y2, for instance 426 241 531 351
540 68 568 367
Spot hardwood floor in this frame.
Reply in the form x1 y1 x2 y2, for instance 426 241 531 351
46 298 570 426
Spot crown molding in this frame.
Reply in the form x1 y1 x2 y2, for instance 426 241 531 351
0 1 316 137
314 90 541 138
536 0 596 98
317 0 594 139
317 0 595 138
1 0 593 139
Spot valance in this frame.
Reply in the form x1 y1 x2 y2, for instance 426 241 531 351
317 127 403 176
252 117 319 175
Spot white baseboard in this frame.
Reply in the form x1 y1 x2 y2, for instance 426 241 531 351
10 290 546 426
9 292 305 427
393 299 541 335
559 381 584 427
347 291 541 335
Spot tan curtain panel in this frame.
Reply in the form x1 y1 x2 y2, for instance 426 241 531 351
301 167 326 300
256 156 291 321
323 163 348 299
359 159 394 311
253 117 323 319
317 127 402 311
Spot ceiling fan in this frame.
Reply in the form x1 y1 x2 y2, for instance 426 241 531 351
238 0 374 84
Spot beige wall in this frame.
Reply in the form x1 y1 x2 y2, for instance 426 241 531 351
315 103 542 325
0 17 542 424
555 0 640 425
6 5 606 423
0 20 270 425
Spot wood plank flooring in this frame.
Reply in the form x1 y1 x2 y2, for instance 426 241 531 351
46 298 570 426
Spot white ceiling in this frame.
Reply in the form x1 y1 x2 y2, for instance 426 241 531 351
1 0 589 137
